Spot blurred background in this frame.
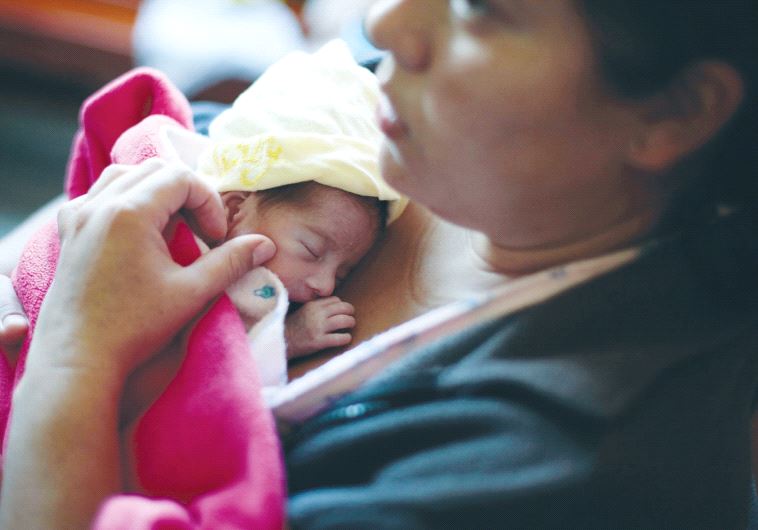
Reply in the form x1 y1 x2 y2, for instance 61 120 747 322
0 0 378 238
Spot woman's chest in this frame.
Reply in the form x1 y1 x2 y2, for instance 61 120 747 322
288 204 506 377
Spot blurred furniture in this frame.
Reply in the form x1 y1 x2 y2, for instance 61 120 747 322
0 0 138 86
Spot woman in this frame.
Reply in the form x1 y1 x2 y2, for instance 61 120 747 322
1 0 757 527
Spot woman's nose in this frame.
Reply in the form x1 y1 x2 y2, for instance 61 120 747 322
364 0 431 72
306 269 336 298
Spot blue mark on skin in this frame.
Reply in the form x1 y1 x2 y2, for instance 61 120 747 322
254 285 276 299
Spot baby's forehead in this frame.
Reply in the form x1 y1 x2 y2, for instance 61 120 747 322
302 183 361 203
299 188 380 246
304 185 379 221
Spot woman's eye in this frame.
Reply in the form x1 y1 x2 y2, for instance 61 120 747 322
450 0 493 20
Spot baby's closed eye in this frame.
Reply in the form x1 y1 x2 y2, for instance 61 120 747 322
300 241 320 260
300 235 327 260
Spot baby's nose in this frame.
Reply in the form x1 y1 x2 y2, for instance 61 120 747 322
307 270 336 298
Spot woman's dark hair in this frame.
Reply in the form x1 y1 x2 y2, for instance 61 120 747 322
576 0 757 224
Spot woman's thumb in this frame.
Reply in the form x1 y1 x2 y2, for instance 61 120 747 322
182 235 276 298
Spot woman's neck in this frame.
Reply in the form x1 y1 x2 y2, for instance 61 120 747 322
470 207 661 276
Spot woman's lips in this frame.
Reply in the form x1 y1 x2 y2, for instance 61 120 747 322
377 93 408 140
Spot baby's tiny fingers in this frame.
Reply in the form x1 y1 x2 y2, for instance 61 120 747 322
315 296 342 306
322 332 352 349
327 314 356 331
324 301 355 316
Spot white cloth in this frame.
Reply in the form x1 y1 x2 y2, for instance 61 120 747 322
226 267 290 389
196 237 290 390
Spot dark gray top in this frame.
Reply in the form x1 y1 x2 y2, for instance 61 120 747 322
284 212 758 529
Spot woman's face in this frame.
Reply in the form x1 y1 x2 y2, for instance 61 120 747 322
366 0 652 248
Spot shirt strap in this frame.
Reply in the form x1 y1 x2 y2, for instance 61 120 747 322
270 245 642 425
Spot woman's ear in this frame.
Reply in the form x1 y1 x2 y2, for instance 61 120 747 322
220 191 250 226
626 61 745 173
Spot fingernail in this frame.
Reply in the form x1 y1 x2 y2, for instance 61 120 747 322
1 314 28 332
252 240 276 265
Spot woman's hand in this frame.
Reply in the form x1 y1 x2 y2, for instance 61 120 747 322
30 159 276 381
0 159 277 529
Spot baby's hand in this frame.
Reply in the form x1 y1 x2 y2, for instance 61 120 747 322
285 296 356 358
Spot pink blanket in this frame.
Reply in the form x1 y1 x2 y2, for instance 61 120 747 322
0 68 286 529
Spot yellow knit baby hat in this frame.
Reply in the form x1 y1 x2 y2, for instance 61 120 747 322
197 39 408 223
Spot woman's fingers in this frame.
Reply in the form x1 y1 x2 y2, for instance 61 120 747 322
66 159 227 243
33 157 278 376
179 235 276 303
86 162 154 198
123 162 228 242
34 159 255 375
0 275 28 348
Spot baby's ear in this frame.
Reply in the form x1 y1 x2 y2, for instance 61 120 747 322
220 191 250 225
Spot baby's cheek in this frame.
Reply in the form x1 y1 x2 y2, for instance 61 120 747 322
263 255 294 287
277 276 297 294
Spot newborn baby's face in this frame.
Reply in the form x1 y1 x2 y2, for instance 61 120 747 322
224 187 378 303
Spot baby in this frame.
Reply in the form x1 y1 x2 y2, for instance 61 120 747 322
190 40 407 381
222 181 387 358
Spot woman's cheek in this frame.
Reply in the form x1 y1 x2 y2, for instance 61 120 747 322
379 143 412 194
